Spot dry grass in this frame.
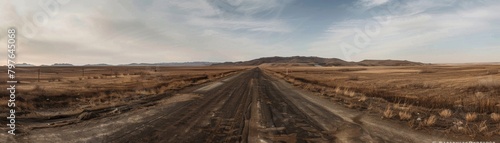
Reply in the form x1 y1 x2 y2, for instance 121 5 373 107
346 90 356 97
478 121 488 133
263 65 500 138
398 111 412 120
465 113 477 122
334 87 341 94
266 65 500 114
439 109 452 118
358 95 367 102
491 113 500 122
383 106 395 119
424 115 437 126
0 66 247 115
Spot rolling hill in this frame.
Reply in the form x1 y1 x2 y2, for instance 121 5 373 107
212 56 424 66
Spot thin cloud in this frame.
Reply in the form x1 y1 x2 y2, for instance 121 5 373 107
309 0 500 62
357 0 390 8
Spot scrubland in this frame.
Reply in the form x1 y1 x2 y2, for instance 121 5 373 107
263 65 500 139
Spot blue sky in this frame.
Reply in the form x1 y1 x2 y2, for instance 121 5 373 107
1 0 499 65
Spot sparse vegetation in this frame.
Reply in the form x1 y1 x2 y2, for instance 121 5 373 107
440 109 452 118
0 66 247 121
264 65 500 138
491 113 500 122
423 115 437 126
466 113 478 123
383 106 395 119
478 121 488 133
399 111 412 120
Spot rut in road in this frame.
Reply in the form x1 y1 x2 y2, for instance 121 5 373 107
106 68 371 142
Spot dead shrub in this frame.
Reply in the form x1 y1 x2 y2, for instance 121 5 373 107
383 106 395 119
465 112 477 122
424 115 437 126
478 120 488 133
358 95 367 102
439 109 452 118
399 111 412 120
334 87 341 94
346 90 356 97
491 113 500 122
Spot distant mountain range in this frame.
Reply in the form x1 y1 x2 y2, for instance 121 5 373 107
119 62 215 66
11 57 426 67
16 63 36 67
213 56 425 66
13 62 215 67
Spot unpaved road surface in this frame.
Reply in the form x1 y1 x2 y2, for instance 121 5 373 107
4 68 451 143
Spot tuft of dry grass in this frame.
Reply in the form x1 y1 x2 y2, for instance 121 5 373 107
358 95 367 102
398 111 412 120
491 113 500 122
424 115 437 126
465 112 477 122
478 120 488 133
383 106 395 119
439 109 452 118
347 90 356 97
334 87 341 94
343 89 350 96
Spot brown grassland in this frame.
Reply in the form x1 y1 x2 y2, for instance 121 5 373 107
263 65 500 139
0 64 499 140
0 66 248 126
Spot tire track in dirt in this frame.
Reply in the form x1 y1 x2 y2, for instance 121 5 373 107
107 69 255 143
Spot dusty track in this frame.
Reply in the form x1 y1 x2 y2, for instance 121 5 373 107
9 68 451 143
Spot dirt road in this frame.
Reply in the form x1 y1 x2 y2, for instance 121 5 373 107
8 68 451 143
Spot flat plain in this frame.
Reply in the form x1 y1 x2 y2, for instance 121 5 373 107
0 65 499 142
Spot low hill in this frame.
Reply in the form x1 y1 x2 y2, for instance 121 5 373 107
213 56 356 66
121 62 214 66
213 56 424 66
359 60 424 66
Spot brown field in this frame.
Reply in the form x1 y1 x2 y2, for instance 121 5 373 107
1 65 499 142
263 65 500 139
0 66 248 123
